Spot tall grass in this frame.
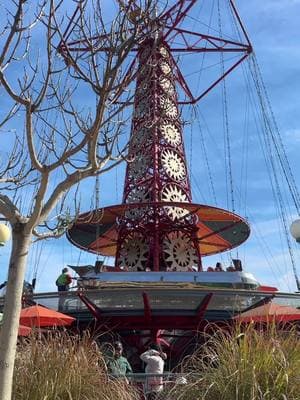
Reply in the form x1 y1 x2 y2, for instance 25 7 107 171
13 331 139 400
163 324 300 400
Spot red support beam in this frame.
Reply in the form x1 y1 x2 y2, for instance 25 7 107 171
77 292 102 319
143 292 152 323
161 0 197 40
195 292 213 323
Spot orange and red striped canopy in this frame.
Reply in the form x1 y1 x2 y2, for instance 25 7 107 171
67 202 250 257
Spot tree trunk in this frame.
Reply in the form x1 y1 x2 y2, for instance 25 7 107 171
0 225 31 400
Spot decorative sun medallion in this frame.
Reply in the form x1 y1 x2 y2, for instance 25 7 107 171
128 154 150 180
161 124 181 146
161 149 186 181
163 232 199 271
159 46 168 58
125 187 149 220
160 97 177 118
118 233 149 270
159 77 175 96
130 127 152 151
160 61 171 75
126 187 149 203
135 99 150 119
161 184 189 221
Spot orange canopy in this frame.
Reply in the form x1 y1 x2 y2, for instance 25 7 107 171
234 302 300 323
67 202 250 257
20 305 75 327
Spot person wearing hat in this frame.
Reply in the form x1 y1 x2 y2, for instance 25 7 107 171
140 343 167 399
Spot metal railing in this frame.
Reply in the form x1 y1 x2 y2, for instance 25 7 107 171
111 372 189 399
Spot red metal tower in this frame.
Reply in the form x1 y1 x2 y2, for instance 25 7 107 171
61 0 252 273
116 38 202 272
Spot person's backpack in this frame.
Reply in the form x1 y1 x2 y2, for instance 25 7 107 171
56 273 70 286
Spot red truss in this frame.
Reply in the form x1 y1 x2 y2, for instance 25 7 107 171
58 0 252 104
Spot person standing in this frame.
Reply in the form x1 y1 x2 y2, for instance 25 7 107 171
56 267 72 291
215 262 224 272
140 343 167 400
106 341 133 382
56 267 74 311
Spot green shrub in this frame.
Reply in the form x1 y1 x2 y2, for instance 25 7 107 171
13 331 138 400
163 324 300 400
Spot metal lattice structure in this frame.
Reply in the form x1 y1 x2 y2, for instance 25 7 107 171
61 0 252 273
116 39 201 272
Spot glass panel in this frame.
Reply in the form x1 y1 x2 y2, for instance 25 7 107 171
86 290 144 310
22 290 300 318
271 296 300 308
148 291 207 310
35 293 88 312
207 293 268 312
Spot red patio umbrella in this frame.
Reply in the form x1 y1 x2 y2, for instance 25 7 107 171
234 302 300 323
18 324 32 336
0 323 31 336
20 305 75 327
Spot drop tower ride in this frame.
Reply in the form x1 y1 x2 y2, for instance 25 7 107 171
60 0 252 274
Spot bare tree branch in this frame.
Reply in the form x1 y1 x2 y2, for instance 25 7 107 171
0 2 161 398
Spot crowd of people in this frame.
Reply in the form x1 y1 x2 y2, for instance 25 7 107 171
206 259 243 272
55 259 244 289
106 340 167 399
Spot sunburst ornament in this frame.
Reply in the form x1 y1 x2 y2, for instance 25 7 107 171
162 184 189 220
163 232 198 271
130 127 151 150
160 97 177 118
161 124 181 146
125 187 149 219
118 233 148 270
128 154 150 180
161 149 186 181
126 187 149 203
159 77 175 96
160 61 171 75
159 46 168 58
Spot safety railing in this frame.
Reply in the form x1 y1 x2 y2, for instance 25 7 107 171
111 372 189 400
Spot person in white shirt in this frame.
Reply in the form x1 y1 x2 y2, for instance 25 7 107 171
140 343 167 400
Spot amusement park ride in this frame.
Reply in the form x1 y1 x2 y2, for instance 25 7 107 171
22 0 300 362
62 0 252 274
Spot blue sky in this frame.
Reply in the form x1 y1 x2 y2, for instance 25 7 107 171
1 0 300 293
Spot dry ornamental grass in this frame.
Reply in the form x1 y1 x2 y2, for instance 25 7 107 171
13 331 139 400
162 323 300 400
12 324 300 400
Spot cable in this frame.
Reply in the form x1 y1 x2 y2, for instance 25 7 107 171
218 0 235 213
